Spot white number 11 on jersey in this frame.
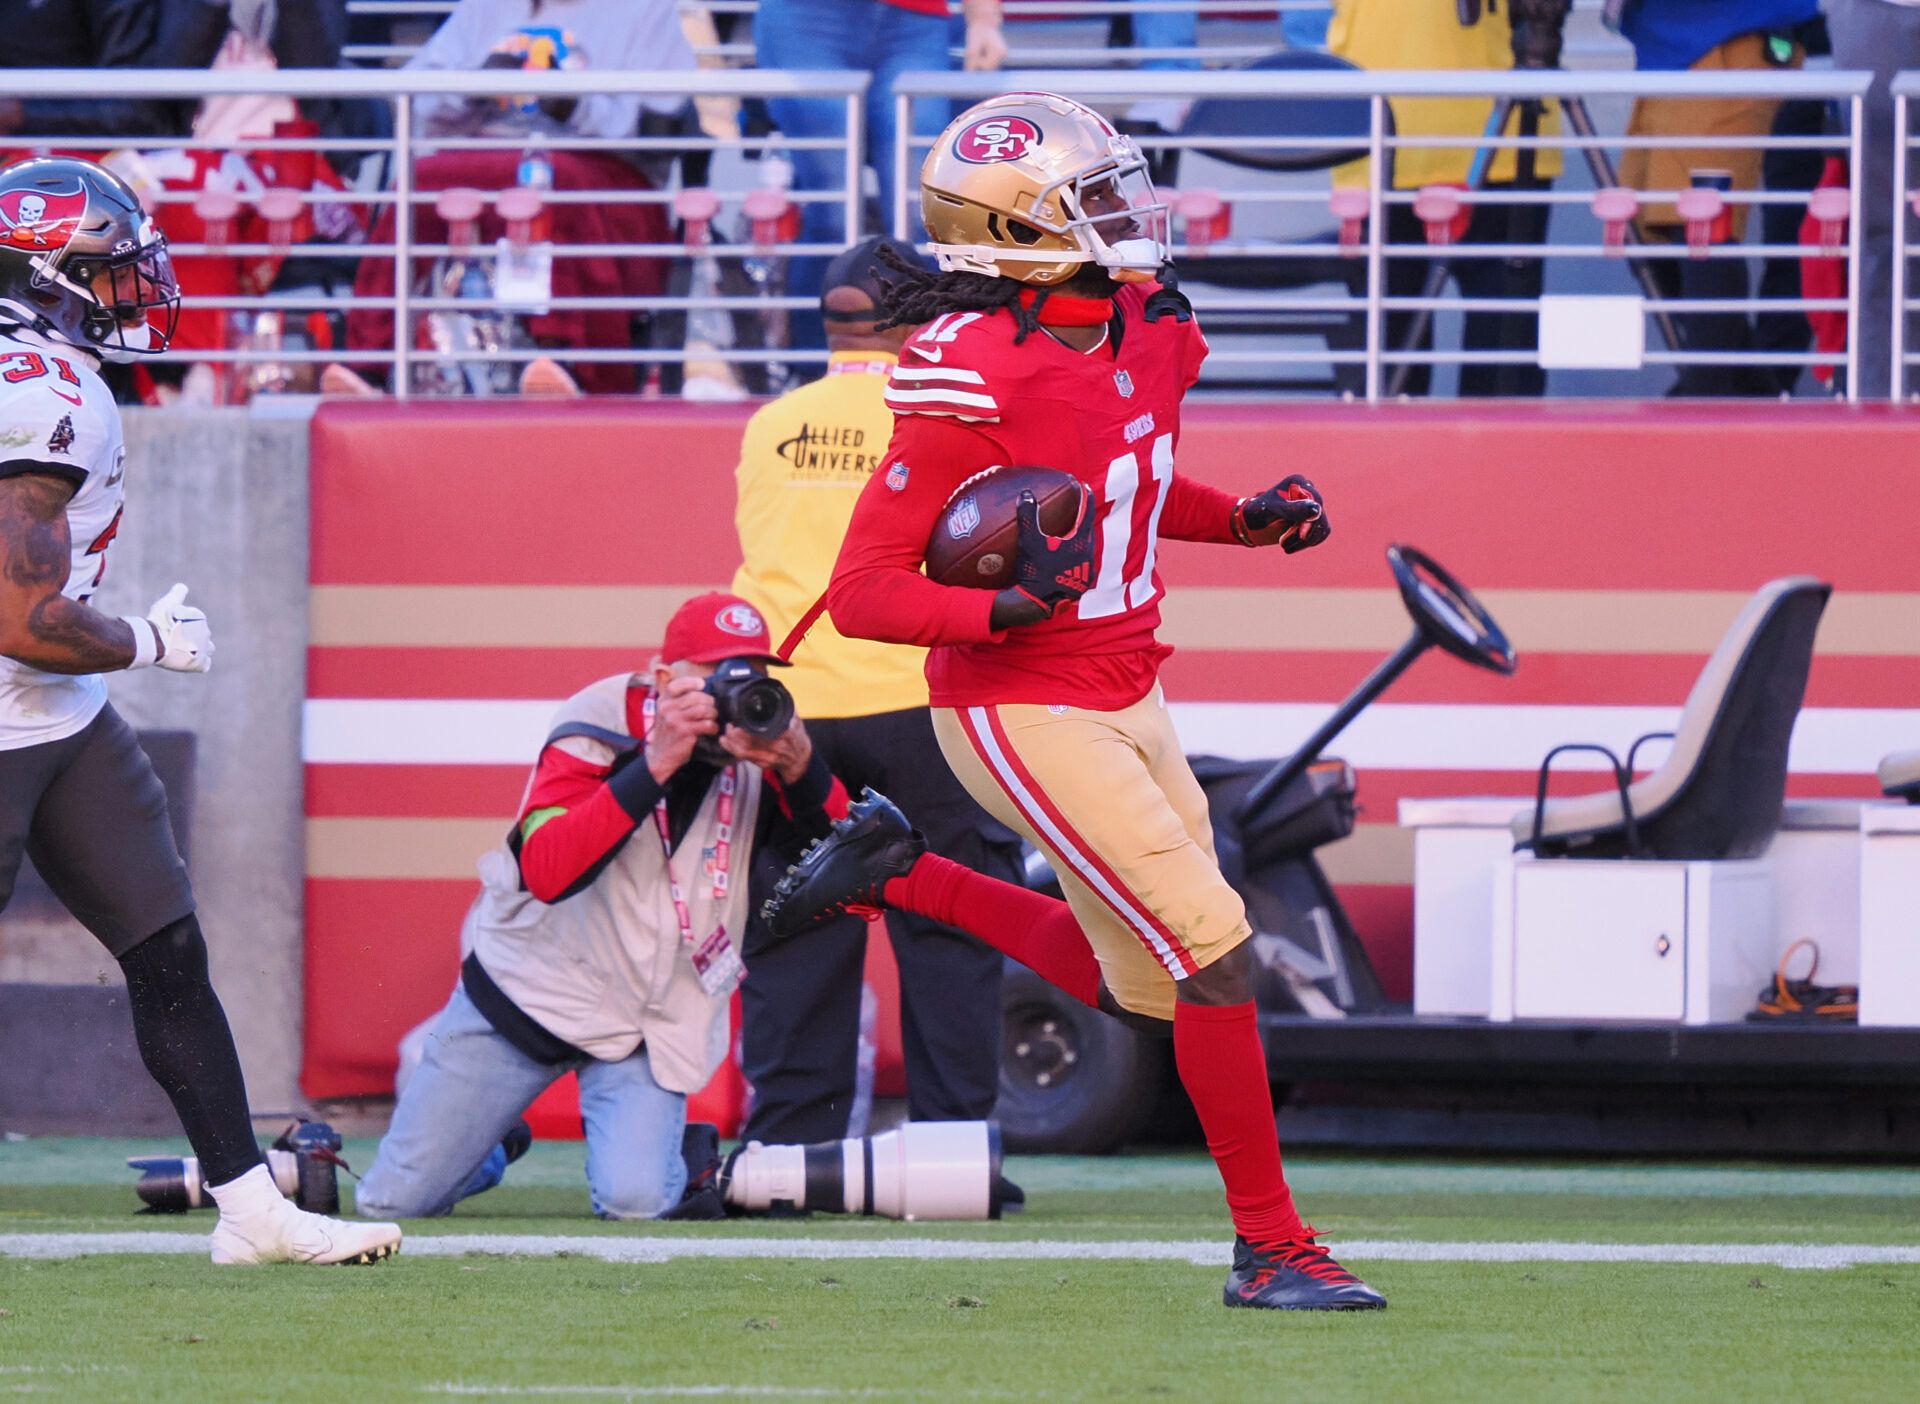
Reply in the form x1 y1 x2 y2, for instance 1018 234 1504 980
1079 432 1174 621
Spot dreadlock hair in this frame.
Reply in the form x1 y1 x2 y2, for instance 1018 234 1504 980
873 242 1055 344
874 243 1194 347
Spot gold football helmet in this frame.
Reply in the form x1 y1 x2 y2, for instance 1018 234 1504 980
919 92 1171 287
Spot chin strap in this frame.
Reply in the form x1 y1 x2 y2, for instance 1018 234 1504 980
1142 264 1193 324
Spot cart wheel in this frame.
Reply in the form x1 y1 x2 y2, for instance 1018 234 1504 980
995 964 1166 1154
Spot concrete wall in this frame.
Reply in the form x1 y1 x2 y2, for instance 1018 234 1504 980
0 406 312 1124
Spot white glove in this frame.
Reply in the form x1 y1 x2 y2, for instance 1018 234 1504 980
123 583 214 674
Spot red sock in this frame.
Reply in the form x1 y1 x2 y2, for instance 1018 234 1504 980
1173 999 1303 1246
885 854 1102 1008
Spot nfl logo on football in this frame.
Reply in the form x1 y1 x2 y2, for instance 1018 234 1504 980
946 493 981 539
1114 369 1134 398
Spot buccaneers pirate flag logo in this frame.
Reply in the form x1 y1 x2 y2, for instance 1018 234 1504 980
0 183 88 252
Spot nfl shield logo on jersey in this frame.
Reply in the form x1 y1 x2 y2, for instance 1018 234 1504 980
885 460 911 492
1114 369 1134 398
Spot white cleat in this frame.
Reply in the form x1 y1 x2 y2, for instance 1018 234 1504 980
210 1197 402 1266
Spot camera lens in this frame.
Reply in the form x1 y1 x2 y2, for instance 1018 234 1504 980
735 677 794 738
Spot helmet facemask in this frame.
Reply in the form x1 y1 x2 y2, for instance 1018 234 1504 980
1050 157 1171 285
56 222 180 360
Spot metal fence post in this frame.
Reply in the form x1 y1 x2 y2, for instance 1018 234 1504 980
393 93 413 401
895 88 913 241
1846 90 1864 403
1364 93 1385 404
845 89 863 244
1895 92 1910 402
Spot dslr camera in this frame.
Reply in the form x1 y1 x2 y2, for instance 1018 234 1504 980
703 657 794 739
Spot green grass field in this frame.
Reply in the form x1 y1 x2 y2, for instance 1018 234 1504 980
3 1140 1917 1402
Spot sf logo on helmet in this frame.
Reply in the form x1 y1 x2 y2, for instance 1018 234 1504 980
0 183 88 251
954 116 1043 165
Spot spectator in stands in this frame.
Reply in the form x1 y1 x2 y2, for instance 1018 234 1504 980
1612 0 1822 396
732 237 1022 1165
356 594 847 1222
0 0 226 138
1826 0 1920 398
1330 0 1561 397
406 0 696 141
755 0 1006 353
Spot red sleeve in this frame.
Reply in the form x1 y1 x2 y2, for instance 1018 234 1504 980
825 414 1009 648
514 746 645 904
1182 311 1210 392
1158 473 1241 545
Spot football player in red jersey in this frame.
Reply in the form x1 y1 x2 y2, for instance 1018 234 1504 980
766 93 1383 1311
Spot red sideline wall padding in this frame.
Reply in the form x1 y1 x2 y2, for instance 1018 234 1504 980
303 401 1920 1102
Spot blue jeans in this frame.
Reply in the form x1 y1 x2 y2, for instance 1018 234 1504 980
355 985 689 1221
755 0 952 349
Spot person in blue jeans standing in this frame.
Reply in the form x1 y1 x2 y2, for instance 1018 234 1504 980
756 0 1004 353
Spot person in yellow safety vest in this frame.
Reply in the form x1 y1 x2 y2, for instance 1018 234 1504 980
1329 0 1565 396
730 236 1025 1201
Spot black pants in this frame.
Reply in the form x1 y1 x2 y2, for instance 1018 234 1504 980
1386 179 1551 398
0 704 194 955
741 707 1022 1144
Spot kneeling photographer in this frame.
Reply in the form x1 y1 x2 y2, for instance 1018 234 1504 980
357 593 846 1220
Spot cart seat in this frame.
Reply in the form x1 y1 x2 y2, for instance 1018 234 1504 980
1513 577 1831 860
1880 750 1920 803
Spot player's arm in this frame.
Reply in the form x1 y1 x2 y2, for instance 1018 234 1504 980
516 679 719 902
826 415 1032 645
1157 472 1328 552
0 469 138 674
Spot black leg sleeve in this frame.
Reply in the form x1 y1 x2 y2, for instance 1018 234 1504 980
116 914 265 1187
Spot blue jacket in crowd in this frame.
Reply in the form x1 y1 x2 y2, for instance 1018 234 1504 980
1616 0 1823 72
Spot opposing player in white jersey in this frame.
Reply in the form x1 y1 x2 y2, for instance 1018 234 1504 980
0 156 400 1265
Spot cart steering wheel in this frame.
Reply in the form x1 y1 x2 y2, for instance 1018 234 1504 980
1388 544 1516 676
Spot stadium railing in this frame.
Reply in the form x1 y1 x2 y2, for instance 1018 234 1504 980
341 1 1325 70
896 68 1871 402
0 67 867 399
1889 72 1920 400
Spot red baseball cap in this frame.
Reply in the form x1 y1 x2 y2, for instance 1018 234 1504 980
660 591 788 667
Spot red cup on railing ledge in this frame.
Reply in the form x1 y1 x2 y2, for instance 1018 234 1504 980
1591 187 1639 256
497 186 547 247
1675 184 1725 258
1806 185 1850 258
434 188 485 251
742 186 798 251
256 188 305 253
1173 188 1230 252
193 188 242 249
674 187 722 248
1412 184 1470 246
1329 188 1369 257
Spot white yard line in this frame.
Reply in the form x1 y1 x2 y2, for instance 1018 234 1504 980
2 1232 1917 1271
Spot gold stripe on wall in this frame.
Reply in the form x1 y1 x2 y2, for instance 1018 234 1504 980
306 817 503 880
313 585 1920 656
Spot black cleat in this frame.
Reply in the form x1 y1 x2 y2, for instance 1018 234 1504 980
761 788 926 939
1222 1231 1386 1311
500 1118 534 1167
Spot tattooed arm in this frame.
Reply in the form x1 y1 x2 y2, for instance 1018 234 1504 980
0 471 138 674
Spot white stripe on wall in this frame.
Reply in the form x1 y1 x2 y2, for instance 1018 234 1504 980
302 698 1920 775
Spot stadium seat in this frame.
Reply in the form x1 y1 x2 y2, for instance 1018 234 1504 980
1167 50 1389 395
1878 750 1920 803
1513 577 1832 861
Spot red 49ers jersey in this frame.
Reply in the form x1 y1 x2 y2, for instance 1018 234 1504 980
826 283 1242 711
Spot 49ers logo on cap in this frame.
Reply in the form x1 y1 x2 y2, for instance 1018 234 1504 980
0 183 88 253
714 602 765 638
954 116 1043 165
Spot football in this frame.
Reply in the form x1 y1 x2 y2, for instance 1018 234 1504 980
925 464 1084 589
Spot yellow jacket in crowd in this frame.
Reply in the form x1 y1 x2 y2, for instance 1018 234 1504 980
1329 0 1564 189
731 351 929 721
